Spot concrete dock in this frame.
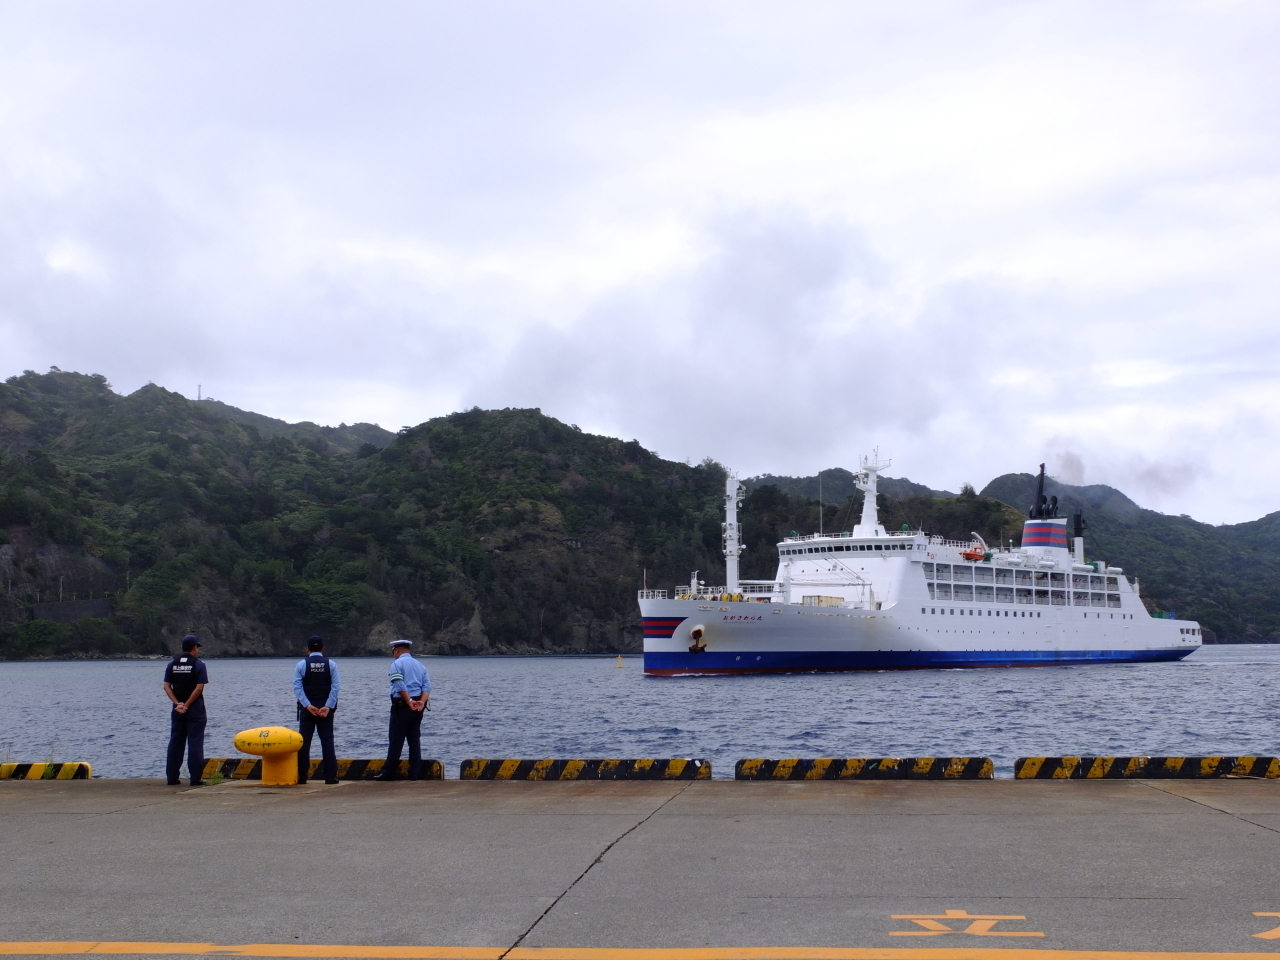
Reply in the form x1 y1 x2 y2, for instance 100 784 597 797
2 778 1280 958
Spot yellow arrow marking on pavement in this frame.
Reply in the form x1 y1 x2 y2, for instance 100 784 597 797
1253 914 1280 940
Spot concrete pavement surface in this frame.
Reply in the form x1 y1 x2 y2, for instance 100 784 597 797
2 778 1280 958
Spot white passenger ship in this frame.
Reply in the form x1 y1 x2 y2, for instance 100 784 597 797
638 456 1201 675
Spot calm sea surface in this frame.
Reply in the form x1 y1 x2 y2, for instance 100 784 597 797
1 646 1278 779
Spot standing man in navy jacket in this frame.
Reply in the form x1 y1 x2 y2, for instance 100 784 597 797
163 635 208 786
293 635 341 784
374 639 431 780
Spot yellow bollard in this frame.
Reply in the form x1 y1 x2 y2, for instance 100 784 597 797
616 655 623 668
233 726 305 786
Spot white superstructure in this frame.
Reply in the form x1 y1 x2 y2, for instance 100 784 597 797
640 461 1201 675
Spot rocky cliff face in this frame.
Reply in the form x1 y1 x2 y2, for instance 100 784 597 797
0 528 117 628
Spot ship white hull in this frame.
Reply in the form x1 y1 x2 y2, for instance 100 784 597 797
640 598 1199 676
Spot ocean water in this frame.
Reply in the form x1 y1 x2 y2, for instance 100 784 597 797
1 646 1277 779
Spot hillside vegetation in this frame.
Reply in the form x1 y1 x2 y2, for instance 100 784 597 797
1 369 1276 658
194 397 395 455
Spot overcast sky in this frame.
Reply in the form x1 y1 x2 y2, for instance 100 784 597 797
2 2 1278 524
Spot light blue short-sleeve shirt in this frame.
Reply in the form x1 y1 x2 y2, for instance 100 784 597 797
388 653 431 698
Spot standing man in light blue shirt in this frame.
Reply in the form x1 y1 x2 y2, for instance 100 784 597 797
374 639 431 781
293 635 341 784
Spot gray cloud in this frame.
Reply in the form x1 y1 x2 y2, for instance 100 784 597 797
2 1 1280 522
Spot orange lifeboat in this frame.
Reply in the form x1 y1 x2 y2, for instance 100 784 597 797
959 532 990 563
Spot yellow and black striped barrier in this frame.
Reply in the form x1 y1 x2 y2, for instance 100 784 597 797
0 762 93 780
734 758 993 780
460 758 711 780
1144 756 1279 778
202 758 443 781
1014 756 1280 778
1015 757 1150 779
736 758 901 779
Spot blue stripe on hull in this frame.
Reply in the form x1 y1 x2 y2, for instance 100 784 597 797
644 647 1196 675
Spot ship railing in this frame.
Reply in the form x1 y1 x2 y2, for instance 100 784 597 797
674 586 730 599
739 581 780 594
782 530 920 543
637 590 667 600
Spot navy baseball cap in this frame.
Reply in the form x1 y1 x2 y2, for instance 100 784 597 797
181 635 200 652
307 635 324 651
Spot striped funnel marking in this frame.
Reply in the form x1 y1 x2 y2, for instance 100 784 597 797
643 617 687 639
1022 519 1069 548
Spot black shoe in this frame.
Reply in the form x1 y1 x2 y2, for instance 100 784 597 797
167 780 181 786
325 779 340 785
298 779 308 785
189 780 205 787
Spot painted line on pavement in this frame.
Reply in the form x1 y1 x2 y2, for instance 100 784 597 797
0 947 494 959
3 945 1280 959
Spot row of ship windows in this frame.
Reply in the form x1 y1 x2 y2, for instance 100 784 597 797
922 608 1137 620
925 563 1119 590
928 583 1123 607
780 542 915 556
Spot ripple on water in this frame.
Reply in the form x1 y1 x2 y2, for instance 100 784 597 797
0 647 1277 777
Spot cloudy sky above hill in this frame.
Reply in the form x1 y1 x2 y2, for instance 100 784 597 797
2 1 1278 523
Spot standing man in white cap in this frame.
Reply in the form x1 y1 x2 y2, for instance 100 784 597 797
374 639 431 780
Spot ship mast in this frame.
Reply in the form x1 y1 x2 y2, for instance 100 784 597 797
853 450 890 538
723 475 745 593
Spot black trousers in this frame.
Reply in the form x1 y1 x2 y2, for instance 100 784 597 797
166 704 206 783
384 699 423 779
298 707 337 782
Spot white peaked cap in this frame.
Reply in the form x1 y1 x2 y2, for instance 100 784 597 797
390 639 412 647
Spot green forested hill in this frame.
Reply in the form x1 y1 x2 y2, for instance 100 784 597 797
194 397 395 455
0 370 736 658
1 369 1277 658
746 468 954 501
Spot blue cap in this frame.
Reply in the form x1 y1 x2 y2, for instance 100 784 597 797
307 635 324 651
181 635 200 652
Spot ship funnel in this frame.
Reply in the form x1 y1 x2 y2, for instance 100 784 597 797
1021 516 1070 556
